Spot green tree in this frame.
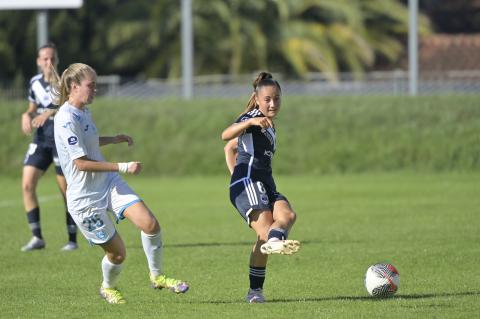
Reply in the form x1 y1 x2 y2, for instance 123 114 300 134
0 0 431 85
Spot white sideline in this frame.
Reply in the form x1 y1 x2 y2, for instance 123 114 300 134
0 194 61 208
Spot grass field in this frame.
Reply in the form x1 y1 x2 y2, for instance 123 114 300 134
0 172 479 318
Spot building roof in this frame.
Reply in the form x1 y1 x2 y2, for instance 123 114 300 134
420 34 480 71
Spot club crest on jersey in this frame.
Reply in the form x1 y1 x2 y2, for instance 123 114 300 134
260 194 269 205
67 136 78 145
95 230 107 240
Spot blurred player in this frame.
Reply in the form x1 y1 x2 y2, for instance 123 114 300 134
222 71 300 303
20 43 78 252
52 63 189 304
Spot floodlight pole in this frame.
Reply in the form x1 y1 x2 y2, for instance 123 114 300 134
181 0 193 100
37 10 48 48
408 0 418 96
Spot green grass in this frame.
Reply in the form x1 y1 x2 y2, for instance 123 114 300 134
2 95 480 177
1 172 479 318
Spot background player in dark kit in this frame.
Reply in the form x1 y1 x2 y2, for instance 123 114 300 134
20 43 77 252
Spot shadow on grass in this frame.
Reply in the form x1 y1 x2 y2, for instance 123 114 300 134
190 291 480 304
130 239 324 249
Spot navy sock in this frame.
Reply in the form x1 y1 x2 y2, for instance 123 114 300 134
249 266 266 290
268 228 287 241
26 207 42 239
66 211 77 243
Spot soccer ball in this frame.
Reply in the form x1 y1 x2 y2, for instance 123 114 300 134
364 263 400 297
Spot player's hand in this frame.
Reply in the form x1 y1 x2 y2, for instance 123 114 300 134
127 161 142 175
32 113 49 128
115 134 134 146
21 113 33 135
249 116 274 130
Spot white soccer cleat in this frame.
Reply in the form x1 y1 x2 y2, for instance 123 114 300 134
260 239 300 255
21 236 45 252
246 288 265 303
60 241 78 251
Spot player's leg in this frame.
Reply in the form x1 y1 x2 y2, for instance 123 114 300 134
99 233 127 304
55 170 78 251
122 200 189 293
21 164 45 251
246 209 274 303
260 199 300 255
70 203 126 304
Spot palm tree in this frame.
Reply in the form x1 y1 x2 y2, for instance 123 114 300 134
270 0 430 79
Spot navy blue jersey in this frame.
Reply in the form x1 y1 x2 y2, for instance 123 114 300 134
234 109 276 173
229 109 288 222
28 74 55 146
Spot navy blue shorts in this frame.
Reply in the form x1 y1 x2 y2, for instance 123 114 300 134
23 143 63 175
229 173 288 224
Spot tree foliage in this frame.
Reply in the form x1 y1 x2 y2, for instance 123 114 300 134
0 0 430 87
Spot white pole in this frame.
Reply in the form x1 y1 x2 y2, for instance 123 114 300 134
181 0 193 99
408 0 418 96
37 10 48 48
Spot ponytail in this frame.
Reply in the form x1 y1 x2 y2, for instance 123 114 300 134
50 63 96 106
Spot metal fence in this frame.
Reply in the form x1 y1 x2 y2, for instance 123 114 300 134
2 70 480 100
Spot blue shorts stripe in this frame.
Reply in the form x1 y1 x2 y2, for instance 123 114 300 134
115 199 142 223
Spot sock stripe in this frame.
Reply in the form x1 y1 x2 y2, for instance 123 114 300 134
249 267 266 277
29 222 41 230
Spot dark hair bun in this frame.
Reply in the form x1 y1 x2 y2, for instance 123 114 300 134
253 71 273 89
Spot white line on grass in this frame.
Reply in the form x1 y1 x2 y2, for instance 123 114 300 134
0 194 61 208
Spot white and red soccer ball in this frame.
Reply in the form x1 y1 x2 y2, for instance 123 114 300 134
364 263 400 297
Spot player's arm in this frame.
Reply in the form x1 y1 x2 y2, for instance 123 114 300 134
73 156 141 175
32 107 56 128
224 138 238 175
99 134 134 146
21 101 37 135
221 117 273 141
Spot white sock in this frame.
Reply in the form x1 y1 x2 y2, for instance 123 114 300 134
101 255 123 288
141 230 163 277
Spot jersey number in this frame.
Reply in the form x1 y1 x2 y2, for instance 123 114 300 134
82 213 104 232
256 182 266 194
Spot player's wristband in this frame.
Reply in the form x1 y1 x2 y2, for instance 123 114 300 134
118 162 130 174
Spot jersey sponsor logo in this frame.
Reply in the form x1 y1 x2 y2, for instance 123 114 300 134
264 150 273 157
67 136 78 145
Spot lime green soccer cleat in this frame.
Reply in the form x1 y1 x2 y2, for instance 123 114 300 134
150 274 189 293
99 286 126 304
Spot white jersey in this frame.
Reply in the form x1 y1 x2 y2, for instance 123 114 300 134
54 102 116 214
